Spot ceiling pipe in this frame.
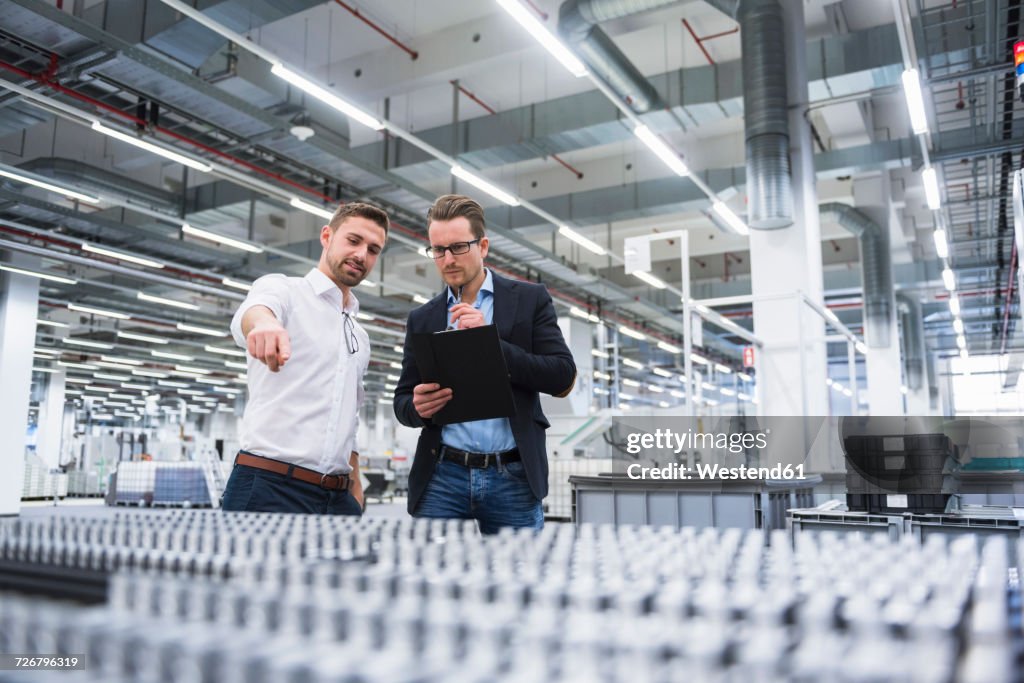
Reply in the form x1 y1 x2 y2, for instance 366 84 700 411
821 203 892 347
557 0 674 113
17 157 178 209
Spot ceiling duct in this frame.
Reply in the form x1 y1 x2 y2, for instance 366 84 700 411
17 158 178 209
821 203 893 348
557 0 677 113
896 292 924 390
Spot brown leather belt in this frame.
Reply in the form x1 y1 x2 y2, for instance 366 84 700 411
235 451 351 491
439 445 520 469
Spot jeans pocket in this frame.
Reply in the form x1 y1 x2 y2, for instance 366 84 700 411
501 461 529 481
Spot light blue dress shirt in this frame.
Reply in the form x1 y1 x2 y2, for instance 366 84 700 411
441 269 517 453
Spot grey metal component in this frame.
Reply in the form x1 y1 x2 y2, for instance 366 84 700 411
17 158 178 209
896 293 924 391
704 0 739 17
558 0 675 113
820 203 892 348
738 0 792 229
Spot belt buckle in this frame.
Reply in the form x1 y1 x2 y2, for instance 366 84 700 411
319 473 340 490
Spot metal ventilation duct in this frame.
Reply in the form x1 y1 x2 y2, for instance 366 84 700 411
558 0 675 113
18 158 178 208
820 203 892 348
738 0 792 229
896 293 924 391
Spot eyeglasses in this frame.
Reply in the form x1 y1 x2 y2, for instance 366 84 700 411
342 313 360 355
425 239 481 259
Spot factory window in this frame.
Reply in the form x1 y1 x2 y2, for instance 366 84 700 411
949 356 1024 415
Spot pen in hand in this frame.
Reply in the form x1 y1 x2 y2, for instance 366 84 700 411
447 285 464 330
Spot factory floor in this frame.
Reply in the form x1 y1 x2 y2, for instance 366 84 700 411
18 496 414 519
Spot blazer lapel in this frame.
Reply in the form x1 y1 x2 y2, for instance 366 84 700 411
492 272 518 340
428 292 448 332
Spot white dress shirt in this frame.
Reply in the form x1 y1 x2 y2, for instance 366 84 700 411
230 268 370 474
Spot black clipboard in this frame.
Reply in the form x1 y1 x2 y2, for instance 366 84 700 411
410 324 516 425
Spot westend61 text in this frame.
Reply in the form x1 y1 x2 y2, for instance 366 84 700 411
625 463 806 481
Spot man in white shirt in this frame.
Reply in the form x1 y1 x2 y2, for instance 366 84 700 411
222 202 389 515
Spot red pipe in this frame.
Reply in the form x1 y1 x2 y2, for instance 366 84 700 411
451 80 584 179
523 0 549 21
999 243 1017 355
333 1 418 60
682 19 715 66
0 59 431 242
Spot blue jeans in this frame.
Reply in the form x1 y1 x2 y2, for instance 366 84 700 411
413 457 543 534
221 464 362 516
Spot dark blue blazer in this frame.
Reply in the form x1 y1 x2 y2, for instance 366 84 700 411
393 272 577 513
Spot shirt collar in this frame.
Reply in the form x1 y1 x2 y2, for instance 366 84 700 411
305 268 360 315
447 268 493 304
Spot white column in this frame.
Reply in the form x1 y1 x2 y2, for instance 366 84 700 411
0 253 41 515
748 0 828 416
854 179 903 414
542 316 593 417
35 369 66 469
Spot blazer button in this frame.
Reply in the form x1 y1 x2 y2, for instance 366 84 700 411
430 449 436 455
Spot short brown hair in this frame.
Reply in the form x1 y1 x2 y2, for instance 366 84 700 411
427 194 486 238
329 202 389 235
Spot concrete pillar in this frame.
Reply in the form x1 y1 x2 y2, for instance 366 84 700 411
35 369 67 469
0 253 41 515
748 0 828 416
853 178 903 414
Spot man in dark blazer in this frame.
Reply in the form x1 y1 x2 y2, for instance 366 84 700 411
393 194 576 534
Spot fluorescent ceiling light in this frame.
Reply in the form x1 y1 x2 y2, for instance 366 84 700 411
137 292 199 311
224 360 248 370
175 364 210 375
652 368 674 378
495 0 587 77
622 358 644 370
933 229 949 259
855 341 868 354
158 380 189 388
715 363 732 374
0 263 77 284
738 372 752 382
358 279 377 288
390 361 403 369
959 348 969 360
450 165 520 206
0 167 99 203
719 388 736 397
633 271 667 289
58 361 98 370
222 277 252 291
94 373 130 382
823 308 839 323
569 305 601 323
32 366 58 373
948 296 960 316
412 294 430 304
622 378 641 387
118 331 169 345
152 350 194 362
956 335 967 349
657 341 681 354
711 201 749 236
181 224 263 253
356 312 374 321
619 393 635 401
176 323 227 337
62 338 113 350
594 387 610 395
559 226 606 256
690 354 709 365
702 382 716 391
393 345 404 353
205 345 246 358
594 370 612 381
68 303 130 320
670 390 685 398
618 325 646 341
197 377 228 385
900 69 929 135
101 357 145 368
647 384 664 393
941 268 955 291
591 349 609 359
633 124 689 176
36 319 68 328
82 243 164 269
953 318 964 335
922 167 941 210
177 388 206 396
271 63 384 131
132 369 168 378
92 121 212 172
34 347 59 355
289 196 335 221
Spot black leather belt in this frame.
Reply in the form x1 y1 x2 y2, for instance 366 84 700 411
439 445 520 469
